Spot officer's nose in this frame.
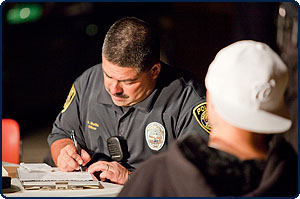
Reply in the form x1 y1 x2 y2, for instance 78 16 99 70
109 80 123 95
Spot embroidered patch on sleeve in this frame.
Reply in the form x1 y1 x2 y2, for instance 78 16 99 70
61 84 76 113
193 102 211 134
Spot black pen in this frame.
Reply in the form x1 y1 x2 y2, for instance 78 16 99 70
70 130 83 172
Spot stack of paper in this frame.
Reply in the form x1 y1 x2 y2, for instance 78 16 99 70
17 163 102 190
20 163 53 172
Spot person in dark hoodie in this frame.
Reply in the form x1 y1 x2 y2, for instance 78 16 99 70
118 40 298 197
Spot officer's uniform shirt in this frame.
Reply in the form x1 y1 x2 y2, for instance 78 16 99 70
48 62 210 169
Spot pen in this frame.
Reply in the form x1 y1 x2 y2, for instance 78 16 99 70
70 130 83 172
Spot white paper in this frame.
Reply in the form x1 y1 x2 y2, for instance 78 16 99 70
18 164 93 182
22 181 99 186
20 163 53 172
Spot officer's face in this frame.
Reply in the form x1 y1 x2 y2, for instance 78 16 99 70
102 56 161 107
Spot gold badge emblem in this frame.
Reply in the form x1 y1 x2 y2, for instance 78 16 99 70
145 122 165 151
61 84 76 113
193 102 211 134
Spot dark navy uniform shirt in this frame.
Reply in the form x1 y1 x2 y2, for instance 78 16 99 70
48 62 209 169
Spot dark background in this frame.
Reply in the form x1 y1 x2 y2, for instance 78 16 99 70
2 2 298 156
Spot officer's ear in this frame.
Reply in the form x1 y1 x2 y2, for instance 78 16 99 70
150 62 161 80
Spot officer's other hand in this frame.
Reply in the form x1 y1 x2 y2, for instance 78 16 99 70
57 143 91 172
87 161 130 185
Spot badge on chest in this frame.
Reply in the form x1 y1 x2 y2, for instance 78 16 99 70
145 122 166 151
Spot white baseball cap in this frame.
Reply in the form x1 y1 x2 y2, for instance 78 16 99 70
205 40 292 134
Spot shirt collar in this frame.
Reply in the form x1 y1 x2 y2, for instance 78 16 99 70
98 84 125 114
132 88 158 112
97 82 113 105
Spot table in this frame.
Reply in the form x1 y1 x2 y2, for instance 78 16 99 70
2 163 123 197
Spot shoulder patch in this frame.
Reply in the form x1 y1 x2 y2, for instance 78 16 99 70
61 84 76 113
193 102 211 134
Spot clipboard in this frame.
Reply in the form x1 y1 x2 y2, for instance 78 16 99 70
17 163 103 190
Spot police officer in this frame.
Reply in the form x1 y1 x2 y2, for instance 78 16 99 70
119 40 298 196
47 17 209 185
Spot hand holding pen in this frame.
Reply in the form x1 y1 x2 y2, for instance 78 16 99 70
54 130 91 172
70 130 83 172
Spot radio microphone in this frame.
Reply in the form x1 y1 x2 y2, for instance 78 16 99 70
107 136 129 162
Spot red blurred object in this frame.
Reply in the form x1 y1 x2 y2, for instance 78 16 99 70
2 119 20 164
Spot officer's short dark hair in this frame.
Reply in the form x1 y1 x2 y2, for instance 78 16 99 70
102 17 160 73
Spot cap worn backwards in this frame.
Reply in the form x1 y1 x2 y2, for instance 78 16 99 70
205 40 292 134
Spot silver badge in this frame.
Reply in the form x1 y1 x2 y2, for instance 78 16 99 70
145 122 166 151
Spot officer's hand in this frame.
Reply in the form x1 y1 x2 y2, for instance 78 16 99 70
87 161 130 185
57 143 91 172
